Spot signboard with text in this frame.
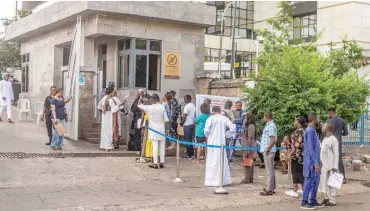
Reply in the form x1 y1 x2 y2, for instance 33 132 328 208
164 51 180 79
195 94 245 117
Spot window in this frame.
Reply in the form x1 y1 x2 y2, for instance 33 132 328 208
293 13 317 40
206 1 255 39
62 46 71 66
101 44 107 55
117 38 161 90
203 48 255 78
117 39 131 89
134 39 161 90
21 53 30 92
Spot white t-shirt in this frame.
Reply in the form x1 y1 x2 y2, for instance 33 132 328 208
138 103 169 141
183 102 196 126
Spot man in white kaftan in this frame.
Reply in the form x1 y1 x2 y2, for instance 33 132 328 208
138 94 169 168
319 123 339 206
98 87 119 151
0 73 14 123
204 106 236 187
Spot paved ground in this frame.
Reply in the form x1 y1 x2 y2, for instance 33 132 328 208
1 107 370 211
221 191 370 211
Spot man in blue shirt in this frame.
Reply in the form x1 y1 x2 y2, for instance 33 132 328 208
301 112 323 210
259 111 277 196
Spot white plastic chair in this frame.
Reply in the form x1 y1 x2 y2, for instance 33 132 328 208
17 99 32 122
34 101 44 127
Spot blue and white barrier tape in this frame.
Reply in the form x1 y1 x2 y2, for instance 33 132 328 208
146 127 285 151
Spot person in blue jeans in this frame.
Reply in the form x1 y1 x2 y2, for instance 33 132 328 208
181 95 196 159
50 89 72 150
301 112 323 210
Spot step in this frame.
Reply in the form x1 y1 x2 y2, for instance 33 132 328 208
85 132 101 139
83 128 100 134
87 138 100 144
92 122 101 128
86 137 125 145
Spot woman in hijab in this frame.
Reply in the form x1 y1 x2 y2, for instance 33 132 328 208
129 89 150 151
98 86 120 152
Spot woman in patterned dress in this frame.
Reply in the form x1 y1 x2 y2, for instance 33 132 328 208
285 116 307 197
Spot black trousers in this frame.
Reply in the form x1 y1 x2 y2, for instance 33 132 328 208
45 112 52 143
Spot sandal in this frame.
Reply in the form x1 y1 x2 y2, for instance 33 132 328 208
148 164 159 169
262 188 275 194
260 190 274 196
192 160 200 164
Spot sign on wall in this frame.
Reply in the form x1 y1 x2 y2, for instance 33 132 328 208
164 51 180 79
195 94 245 117
79 73 85 86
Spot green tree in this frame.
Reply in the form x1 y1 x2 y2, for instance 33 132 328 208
0 9 30 73
0 39 21 73
245 1 370 137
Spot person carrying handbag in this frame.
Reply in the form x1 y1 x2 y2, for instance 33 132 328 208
240 112 258 184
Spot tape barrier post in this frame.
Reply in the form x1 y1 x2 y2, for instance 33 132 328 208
214 144 228 194
172 137 185 183
136 127 147 163
288 160 292 189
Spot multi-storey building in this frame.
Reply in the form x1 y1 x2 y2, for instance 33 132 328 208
204 1 370 78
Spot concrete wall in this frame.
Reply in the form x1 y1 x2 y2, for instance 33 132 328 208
317 1 370 76
91 15 205 100
254 1 279 33
19 22 76 107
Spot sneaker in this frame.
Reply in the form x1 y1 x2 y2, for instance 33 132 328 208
285 190 299 197
7 119 14 124
300 204 317 210
297 189 303 195
310 202 325 208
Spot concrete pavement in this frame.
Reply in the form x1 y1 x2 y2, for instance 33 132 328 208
221 191 370 211
1 108 370 211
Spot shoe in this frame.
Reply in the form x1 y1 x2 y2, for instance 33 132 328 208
45 142 51 146
321 199 329 206
297 189 303 195
0 118 2 122
300 204 317 210
285 190 299 197
7 119 14 124
310 202 325 208
159 163 164 168
168 142 176 150
325 202 336 206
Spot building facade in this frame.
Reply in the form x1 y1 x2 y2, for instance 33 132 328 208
203 1 370 79
5 1 215 141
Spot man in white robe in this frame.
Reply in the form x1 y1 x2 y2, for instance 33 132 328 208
138 94 169 168
0 73 14 123
204 106 236 187
98 87 119 151
319 123 339 206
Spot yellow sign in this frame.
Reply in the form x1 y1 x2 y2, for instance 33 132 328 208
164 51 180 79
234 62 239 68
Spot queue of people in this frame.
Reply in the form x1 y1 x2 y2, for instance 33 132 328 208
37 83 348 209
198 99 347 209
